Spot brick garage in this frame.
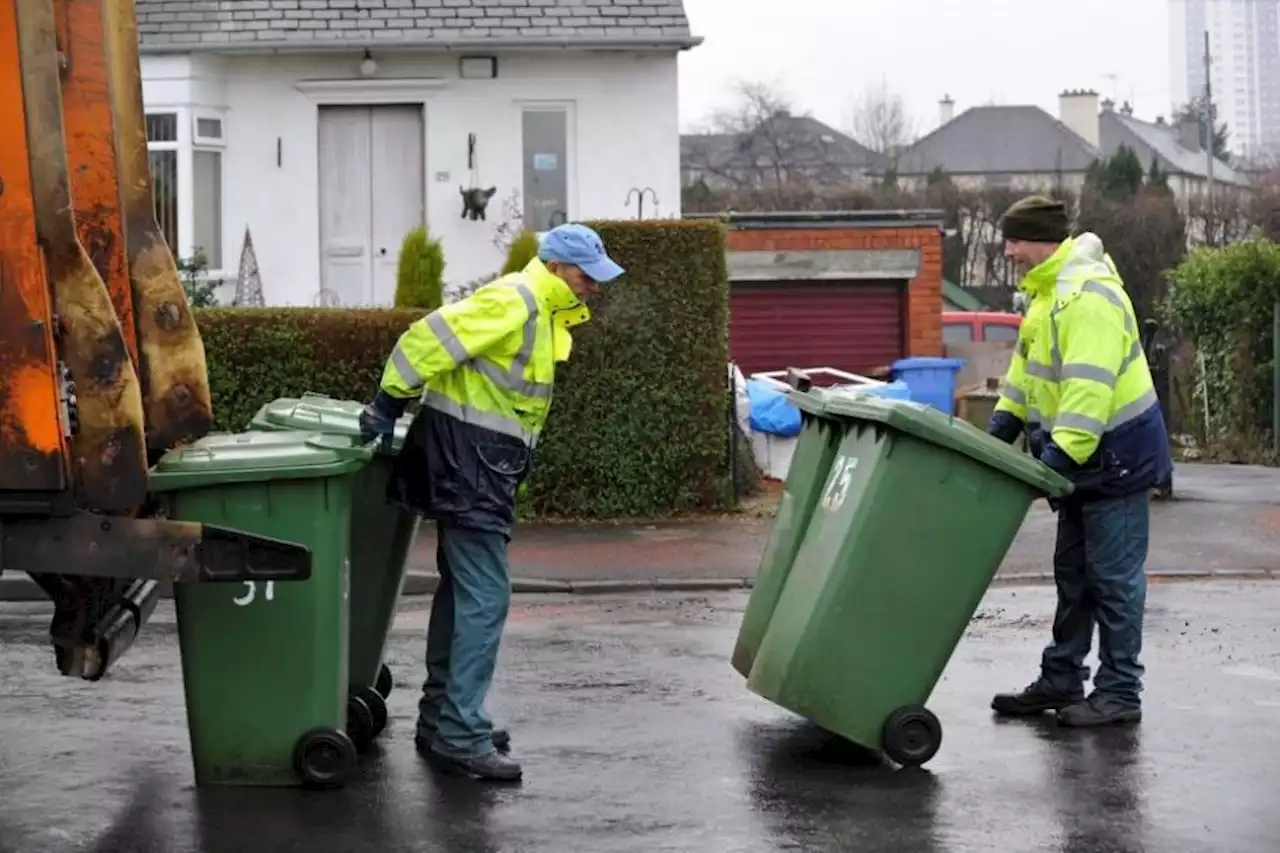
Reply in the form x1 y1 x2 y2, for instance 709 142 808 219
714 211 944 379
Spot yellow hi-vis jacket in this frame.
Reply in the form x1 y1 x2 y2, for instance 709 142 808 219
377 258 591 533
380 257 589 447
991 233 1170 497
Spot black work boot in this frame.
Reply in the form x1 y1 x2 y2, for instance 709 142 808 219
1056 693 1142 727
991 681 1084 716
424 748 523 782
416 728 511 753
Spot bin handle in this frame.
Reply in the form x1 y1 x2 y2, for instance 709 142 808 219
304 433 376 462
286 405 355 428
750 367 887 389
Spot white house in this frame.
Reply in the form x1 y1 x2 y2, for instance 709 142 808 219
136 0 701 306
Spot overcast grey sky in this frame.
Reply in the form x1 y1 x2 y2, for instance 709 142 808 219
676 0 1176 136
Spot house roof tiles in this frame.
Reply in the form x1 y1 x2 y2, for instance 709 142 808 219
136 0 699 51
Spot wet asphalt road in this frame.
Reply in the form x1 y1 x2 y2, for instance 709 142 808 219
2 581 1279 853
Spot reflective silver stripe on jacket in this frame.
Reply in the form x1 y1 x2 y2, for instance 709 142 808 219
1001 383 1027 406
471 282 554 400
1079 280 1136 335
1032 387 1159 437
390 344 424 390
399 282 556 400
1047 298 1143 384
422 391 538 448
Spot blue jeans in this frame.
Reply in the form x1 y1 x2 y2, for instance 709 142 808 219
1039 491 1150 708
416 523 511 758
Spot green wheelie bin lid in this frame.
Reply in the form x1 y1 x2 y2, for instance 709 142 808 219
804 391 1074 499
149 430 374 492
250 393 413 455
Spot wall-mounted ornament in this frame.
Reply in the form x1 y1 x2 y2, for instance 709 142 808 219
460 186 497 220
460 132 496 220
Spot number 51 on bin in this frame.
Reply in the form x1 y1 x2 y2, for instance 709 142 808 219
233 581 275 606
820 455 859 512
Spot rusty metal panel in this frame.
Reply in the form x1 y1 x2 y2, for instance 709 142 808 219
0 2 70 498
56 0 139 370
729 281 906 379
14 0 147 512
5 512 314 679
103 0 213 457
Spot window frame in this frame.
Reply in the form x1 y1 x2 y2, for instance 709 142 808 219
144 106 228 278
515 99 577 235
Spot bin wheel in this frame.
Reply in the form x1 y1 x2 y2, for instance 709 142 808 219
882 706 942 767
293 727 356 789
354 686 389 740
376 663 394 699
346 693 378 750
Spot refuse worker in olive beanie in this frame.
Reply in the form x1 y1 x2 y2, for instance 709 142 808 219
986 194 1171 729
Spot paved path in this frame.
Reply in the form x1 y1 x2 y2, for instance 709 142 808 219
1 581 1279 852
1 463 1275 601
406 462 1280 588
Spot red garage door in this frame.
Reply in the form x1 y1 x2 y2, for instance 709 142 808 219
730 280 905 379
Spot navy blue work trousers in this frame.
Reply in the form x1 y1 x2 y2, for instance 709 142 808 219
1039 491 1150 708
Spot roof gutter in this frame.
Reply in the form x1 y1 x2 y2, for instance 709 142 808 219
685 209 948 230
138 34 705 56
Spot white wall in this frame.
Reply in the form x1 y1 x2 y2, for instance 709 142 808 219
142 49 681 306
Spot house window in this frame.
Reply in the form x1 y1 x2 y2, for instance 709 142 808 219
144 108 226 271
521 107 569 232
191 112 225 266
146 113 179 254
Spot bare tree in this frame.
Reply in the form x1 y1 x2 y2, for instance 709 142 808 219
682 79 864 199
846 79 917 166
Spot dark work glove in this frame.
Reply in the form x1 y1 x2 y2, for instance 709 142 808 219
1037 438 1074 513
986 411 1023 445
1038 440 1073 475
1027 428 1046 460
358 390 408 451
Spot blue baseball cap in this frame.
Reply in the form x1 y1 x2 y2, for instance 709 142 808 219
538 223 625 283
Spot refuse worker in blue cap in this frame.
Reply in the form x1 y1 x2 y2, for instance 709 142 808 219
358 223 624 781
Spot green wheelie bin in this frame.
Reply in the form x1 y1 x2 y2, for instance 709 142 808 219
148 430 374 788
744 392 1072 768
247 393 418 751
731 386 844 678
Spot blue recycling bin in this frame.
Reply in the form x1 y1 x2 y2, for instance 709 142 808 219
853 380 912 401
891 357 965 414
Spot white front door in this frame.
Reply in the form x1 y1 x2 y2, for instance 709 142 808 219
318 104 424 307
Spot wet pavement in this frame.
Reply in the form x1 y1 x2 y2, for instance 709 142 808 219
2 581 1280 852
406 461 1280 584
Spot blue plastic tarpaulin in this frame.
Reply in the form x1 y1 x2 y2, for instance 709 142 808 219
746 379 802 437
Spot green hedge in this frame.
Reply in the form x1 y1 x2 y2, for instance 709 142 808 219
1166 237 1280 461
193 219 733 518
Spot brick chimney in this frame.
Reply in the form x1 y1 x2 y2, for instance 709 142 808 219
1058 88 1100 148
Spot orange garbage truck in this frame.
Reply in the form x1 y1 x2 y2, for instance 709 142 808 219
0 0 309 680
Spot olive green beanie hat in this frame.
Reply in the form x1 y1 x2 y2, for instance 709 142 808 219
999 195 1069 243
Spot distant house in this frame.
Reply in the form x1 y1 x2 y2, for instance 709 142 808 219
894 93 1102 193
680 111 881 191
893 90 1250 201
136 0 701 306
1099 101 1251 198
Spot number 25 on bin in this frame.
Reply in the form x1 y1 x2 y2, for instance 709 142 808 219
233 581 275 606
820 455 859 512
